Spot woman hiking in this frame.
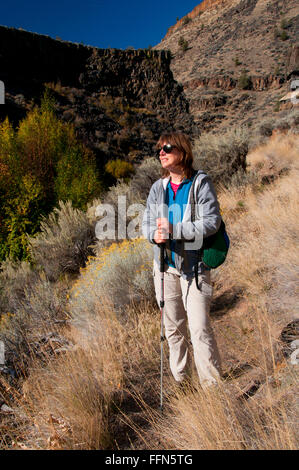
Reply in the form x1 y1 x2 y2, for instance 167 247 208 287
142 131 222 389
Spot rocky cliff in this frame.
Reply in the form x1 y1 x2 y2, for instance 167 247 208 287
0 26 196 170
154 0 299 131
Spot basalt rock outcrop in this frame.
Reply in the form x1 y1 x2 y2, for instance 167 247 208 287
184 74 285 93
75 47 196 162
0 26 196 171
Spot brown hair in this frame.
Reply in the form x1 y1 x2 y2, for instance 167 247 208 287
156 132 195 179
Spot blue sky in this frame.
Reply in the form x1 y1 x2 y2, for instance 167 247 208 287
1 0 203 49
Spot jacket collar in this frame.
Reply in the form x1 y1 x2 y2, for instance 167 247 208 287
161 170 198 190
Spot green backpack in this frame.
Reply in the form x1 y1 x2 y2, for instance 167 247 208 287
190 172 230 278
200 219 230 269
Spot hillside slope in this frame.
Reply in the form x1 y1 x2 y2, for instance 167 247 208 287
154 0 299 131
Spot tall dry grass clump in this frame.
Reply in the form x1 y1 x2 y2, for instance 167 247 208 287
229 173 298 319
0 258 40 314
246 131 299 179
14 304 125 449
149 358 298 450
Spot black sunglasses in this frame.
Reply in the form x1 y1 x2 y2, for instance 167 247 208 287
158 144 177 154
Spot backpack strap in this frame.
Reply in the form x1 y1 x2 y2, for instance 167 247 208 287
189 171 206 290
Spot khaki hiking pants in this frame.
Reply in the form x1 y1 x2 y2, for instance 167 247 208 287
153 262 222 387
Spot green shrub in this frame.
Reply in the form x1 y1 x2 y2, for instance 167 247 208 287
274 27 289 41
27 200 96 282
105 159 135 181
274 27 280 39
0 91 101 262
279 30 289 41
280 18 290 29
69 238 154 329
178 36 189 52
130 157 162 200
238 71 252 90
0 175 45 261
182 17 191 25
55 146 102 210
274 101 281 112
249 110 299 150
193 127 249 187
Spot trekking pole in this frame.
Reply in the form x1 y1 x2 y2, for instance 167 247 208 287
159 243 165 413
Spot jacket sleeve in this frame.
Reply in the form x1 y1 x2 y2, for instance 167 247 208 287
142 182 159 244
172 175 221 243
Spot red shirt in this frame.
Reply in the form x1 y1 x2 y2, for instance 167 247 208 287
170 181 180 199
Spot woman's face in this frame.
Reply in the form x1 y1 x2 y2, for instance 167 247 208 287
159 142 183 173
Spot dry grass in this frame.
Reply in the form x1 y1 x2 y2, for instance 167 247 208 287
18 303 124 449
0 300 162 450
220 168 299 324
246 131 299 178
1 132 298 450
149 371 298 450
144 301 298 450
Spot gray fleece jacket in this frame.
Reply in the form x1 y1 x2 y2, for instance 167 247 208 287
142 170 221 277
